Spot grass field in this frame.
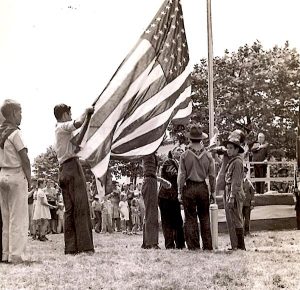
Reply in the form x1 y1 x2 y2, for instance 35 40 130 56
1 229 300 290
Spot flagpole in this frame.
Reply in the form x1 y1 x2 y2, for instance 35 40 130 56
207 0 218 250
207 0 214 139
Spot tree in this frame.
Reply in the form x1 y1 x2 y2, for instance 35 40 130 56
190 41 300 158
32 146 59 183
32 146 95 184
109 159 143 186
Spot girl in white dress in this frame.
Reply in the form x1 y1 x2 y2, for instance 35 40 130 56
33 179 56 241
119 194 130 234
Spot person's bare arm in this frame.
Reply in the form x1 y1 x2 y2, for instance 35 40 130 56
18 148 31 189
74 107 94 129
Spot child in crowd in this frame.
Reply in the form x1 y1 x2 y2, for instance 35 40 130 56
119 193 130 234
33 179 57 241
56 202 65 234
131 198 140 234
242 166 256 236
92 195 102 233
101 195 113 233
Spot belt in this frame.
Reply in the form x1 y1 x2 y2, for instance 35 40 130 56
144 174 157 179
61 157 78 165
186 179 206 184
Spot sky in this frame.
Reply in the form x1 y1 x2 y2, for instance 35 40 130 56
0 0 300 162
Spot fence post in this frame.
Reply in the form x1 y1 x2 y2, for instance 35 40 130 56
267 163 271 192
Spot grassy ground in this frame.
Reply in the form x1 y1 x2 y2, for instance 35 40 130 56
1 229 300 290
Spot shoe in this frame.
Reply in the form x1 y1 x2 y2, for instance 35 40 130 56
142 245 160 250
9 256 23 264
65 250 78 255
38 236 47 242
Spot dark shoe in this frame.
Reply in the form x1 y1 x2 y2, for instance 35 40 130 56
38 236 47 242
65 250 78 255
142 244 160 250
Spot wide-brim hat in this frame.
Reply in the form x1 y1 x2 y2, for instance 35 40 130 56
187 125 208 140
224 137 244 153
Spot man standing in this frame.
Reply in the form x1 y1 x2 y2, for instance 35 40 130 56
158 146 185 249
242 166 255 236
224 133 246 250
141 153 160 249
54 103 94 255
0 99 31 263
251 133 269 194
178 125 215 250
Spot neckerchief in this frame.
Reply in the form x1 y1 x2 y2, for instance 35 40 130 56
0 121 19 149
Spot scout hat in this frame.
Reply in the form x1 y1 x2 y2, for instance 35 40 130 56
187 125 208 140
224 131 245 153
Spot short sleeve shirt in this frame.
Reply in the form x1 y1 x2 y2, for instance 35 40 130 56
0 129 26 168
54 121 77 165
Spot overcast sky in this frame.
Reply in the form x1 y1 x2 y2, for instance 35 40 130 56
0 0 300 162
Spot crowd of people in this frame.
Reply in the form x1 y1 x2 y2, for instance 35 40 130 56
90 182 145 235
0 98 289 265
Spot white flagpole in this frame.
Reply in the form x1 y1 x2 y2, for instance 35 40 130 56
207 0 218 250
207 0 214 139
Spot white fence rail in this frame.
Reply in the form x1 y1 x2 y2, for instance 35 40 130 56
245 161 297 192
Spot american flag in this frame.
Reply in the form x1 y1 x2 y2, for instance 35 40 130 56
77 0 192 182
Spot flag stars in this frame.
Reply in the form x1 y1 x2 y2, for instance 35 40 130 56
171 54 175 59
169 69 173 75
171 14 175 19
175 7 179 12
165 42 170 48
145 29 151 34
161 11 166 15
182 43 186 47
171 24 176 29
166 5 170 10
181 29 185 33
159 30 164 35
156 17 161 21
153 35 159 40
172 39 176 44
178 47 182 52
164 58 169 63
151 23 156 28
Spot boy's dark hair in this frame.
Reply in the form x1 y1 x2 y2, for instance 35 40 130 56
37 179 44 187
54 103 71 120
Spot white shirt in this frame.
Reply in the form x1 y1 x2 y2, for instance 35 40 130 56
0 130 26 168
54 121 77 165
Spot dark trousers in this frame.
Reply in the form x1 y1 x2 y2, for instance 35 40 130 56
254 164 267 194
59 158 94 254
112 218 121 231
94 211 102 233
142 177 159 247
242 206 251 233
0 207 2 261
158 197 185 249
182 181 212 250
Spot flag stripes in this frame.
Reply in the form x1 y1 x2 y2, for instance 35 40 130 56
77 0 192 182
